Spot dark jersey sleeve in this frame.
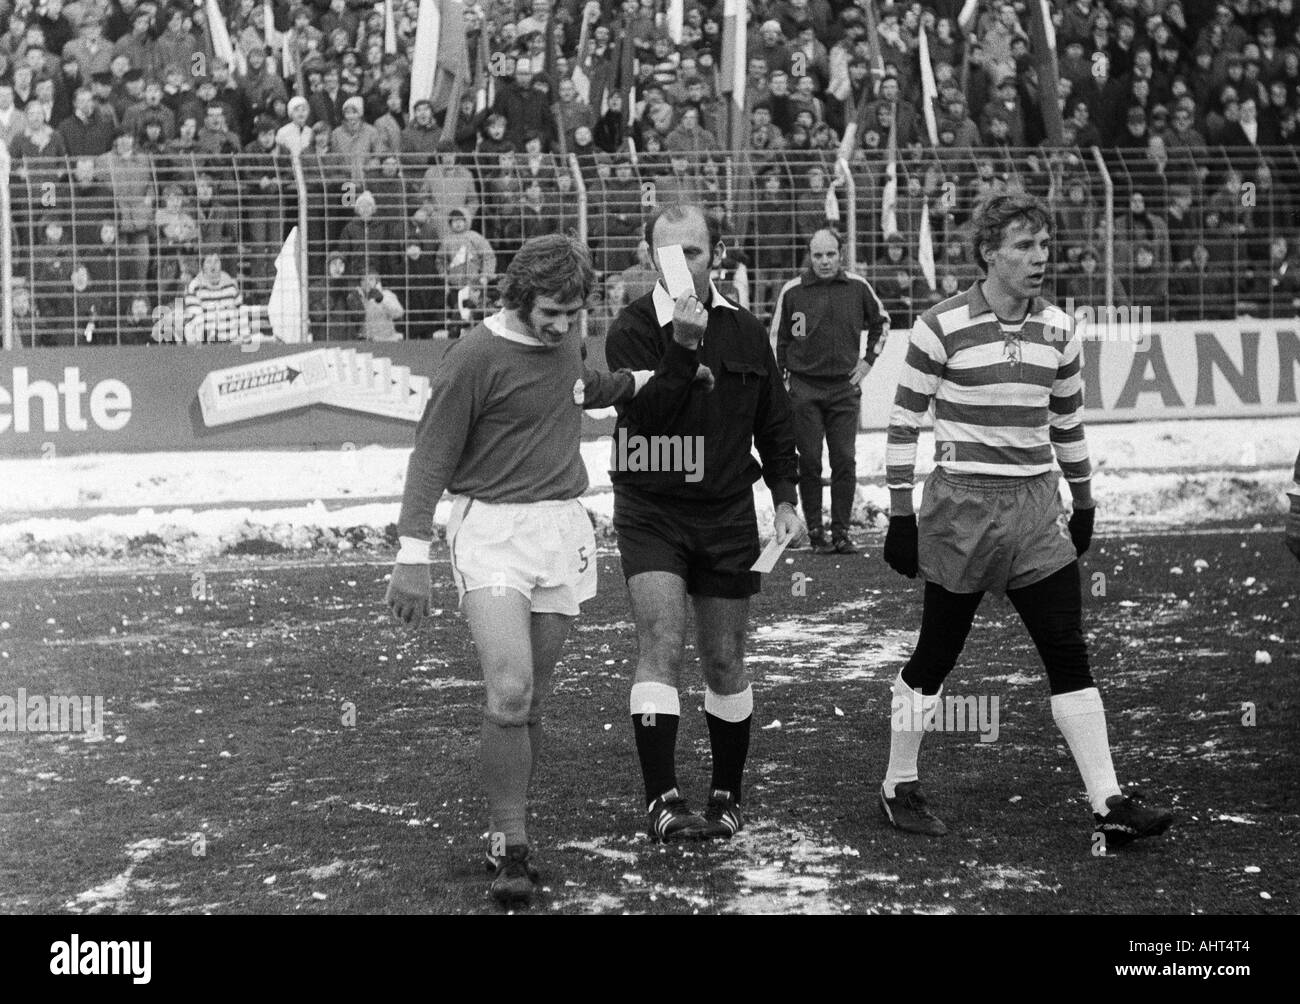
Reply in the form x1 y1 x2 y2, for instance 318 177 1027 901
396 341 479 540
578 340 637 408
749 316 799 507
605 306 701 431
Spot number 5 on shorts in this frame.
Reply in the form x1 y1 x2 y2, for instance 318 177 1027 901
577 544 589 572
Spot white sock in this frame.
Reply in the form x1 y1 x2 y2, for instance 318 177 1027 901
1052 687 1122 814
630 680 680 719
883 672 941 798
704 685 753 722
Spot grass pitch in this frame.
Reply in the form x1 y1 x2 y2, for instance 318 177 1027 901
1 526 1295 914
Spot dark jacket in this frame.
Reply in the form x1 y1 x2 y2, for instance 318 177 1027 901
772 268 890 379
58 112 115 157
605 288 798 504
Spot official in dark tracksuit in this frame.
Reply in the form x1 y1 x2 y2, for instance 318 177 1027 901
771 228 889 553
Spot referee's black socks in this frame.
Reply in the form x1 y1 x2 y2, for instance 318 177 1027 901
705 686 753 803
631 682 681 806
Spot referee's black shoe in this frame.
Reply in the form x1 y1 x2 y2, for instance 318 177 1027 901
647 788 709 843
701 789 744 839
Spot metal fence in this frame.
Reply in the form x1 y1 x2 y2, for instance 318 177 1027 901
2 144 1299 348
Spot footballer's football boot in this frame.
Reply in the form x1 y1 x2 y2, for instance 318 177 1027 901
1093 793 1174 848
647 788 710 843
879 781 948 836
830 534 859 555
700 789 744 839
804 527 829 552
485 846 540 881
489 844 537 906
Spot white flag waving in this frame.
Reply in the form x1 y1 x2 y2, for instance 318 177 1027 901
269 227 305 342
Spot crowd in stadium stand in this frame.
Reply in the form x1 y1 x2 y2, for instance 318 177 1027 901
1 0 1299 345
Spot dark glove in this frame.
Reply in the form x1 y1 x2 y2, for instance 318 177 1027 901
1068 505 1095 557
883 514 918 578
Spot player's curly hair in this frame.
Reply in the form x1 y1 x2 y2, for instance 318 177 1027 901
500 232 596 316
970 192 1053 274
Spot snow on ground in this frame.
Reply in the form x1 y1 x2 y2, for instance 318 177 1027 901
0 418 1295 571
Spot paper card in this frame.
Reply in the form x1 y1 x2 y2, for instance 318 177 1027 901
658 244 694 300
749 536 791 574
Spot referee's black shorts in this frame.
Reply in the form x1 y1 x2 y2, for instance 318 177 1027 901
613 485 762 599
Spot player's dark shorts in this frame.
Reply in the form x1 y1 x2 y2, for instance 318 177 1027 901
613 485 761 598
918 467 1078 594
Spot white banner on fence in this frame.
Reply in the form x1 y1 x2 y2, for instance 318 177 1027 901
859 320 1300 429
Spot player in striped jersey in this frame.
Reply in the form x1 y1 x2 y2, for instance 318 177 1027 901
876 194 1174 848
384 234 707 907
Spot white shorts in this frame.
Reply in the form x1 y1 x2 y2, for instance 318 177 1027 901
445 496 597 616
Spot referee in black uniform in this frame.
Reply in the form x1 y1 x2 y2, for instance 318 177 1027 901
605 203 803 843
771 228 890 554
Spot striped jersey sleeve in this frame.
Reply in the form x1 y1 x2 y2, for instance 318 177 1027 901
1048 321 1093 483
885 314 947 490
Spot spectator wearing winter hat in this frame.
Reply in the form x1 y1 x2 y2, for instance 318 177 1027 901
752 18 792 77
331 94 384 182
277 95 314 155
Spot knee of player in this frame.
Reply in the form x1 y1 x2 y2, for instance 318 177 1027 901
636 648 684 684
641 625 686 665
700 651 746 690
485 681 533 725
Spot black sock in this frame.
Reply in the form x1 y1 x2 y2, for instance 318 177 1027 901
632 713 679 807
705 712 751 803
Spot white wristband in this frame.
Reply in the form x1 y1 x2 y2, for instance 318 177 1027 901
396 536 433 564
632 369 654 394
